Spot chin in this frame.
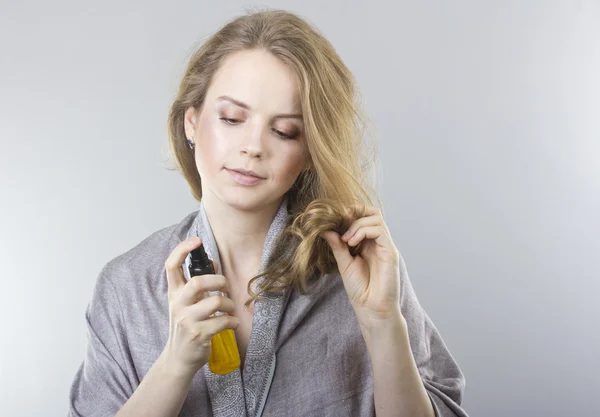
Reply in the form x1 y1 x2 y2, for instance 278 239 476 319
218 188 274 212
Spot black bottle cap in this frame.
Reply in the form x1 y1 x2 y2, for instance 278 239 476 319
190 242 210 268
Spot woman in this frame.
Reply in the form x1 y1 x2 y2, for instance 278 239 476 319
68 9 468 417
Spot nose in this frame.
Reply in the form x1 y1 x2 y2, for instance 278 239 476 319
240 123 266 158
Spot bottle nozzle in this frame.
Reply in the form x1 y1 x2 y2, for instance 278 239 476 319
190 241 210 268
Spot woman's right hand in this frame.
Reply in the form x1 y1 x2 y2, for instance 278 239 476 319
162 236 240 377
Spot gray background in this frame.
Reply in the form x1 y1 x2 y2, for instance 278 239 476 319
1 1 598 416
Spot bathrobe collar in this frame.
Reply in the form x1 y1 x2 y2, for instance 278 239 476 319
184 196 293 417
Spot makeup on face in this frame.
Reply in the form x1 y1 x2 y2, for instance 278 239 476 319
216 96 303 141
225 168 265 186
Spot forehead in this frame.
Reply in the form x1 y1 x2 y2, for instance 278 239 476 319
207 49 301 111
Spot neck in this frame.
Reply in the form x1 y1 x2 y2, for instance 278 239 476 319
201 191 284 285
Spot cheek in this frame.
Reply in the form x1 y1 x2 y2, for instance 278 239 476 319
196 117 229 170
274 145 308 183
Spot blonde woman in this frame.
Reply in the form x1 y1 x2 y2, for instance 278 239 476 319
68 9 468 417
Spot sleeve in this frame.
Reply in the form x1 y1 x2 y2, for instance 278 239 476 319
68 263 135 416
397 253 469 417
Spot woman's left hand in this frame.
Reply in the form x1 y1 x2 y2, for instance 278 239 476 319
321 205 402 329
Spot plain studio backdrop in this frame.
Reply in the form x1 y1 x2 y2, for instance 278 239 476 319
1 1 599 416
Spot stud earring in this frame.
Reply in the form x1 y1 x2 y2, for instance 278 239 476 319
187 138 195 150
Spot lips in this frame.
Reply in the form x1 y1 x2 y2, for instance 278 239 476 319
228 168 264 179
225 168 265 186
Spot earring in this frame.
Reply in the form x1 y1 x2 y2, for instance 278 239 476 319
187 138 195 150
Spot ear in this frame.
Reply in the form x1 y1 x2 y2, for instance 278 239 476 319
184 106 199 140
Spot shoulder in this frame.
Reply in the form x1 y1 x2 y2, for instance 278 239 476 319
96 210 199 295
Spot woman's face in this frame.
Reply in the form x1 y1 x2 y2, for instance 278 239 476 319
184 48 310 212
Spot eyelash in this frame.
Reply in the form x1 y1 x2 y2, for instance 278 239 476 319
219 117 298 140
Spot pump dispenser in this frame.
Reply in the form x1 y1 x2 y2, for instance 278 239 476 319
188 242 241 374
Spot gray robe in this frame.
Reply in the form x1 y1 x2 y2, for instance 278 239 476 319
68 198 468 417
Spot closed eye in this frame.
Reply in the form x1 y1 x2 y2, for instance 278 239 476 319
273 129 298 140
220 117 298 140
220 117 241 124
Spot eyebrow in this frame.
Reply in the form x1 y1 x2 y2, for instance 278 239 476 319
217 95 303 119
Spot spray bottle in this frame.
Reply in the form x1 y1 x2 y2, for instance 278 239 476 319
188 242 241 374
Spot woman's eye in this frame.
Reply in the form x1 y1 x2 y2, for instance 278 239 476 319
273 129 298 140
220 117 241 124
220 117 297 140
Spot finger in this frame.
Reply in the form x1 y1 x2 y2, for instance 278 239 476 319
181 274 231 306
347 225 392 248
165 237 202 292
321 230 353 275
192 314 241 344
343 206 388 235
186 294 236 321
341 214 381 241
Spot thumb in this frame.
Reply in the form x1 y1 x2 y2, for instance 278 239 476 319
321 230 353 274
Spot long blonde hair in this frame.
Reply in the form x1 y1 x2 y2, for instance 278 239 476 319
166 8 382 309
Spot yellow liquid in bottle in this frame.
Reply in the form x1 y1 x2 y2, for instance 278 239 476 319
193 260 241 375
208 327 241 374
202 288 241 375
